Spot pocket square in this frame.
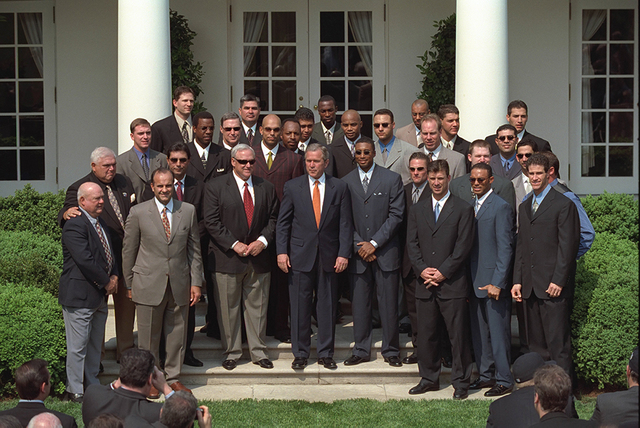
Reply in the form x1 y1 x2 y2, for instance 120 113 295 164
217 168 225 172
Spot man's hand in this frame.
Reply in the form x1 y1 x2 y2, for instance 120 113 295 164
63 207 81 221
277 254 290 273
151 366 172 397
246 240 266 257
190 286 201 306
479 284 501 300
429 268 445 283
196 405 212 428
233 242 249 256
127 289 132 299
105 275 118 295
511 284 523 302
334 257 348 273
420 268 436 288
546 282 563 298
356 242 376 261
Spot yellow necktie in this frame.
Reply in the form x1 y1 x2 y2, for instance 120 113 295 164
267 151 273 169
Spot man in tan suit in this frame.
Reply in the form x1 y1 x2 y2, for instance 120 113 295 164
395 99 430 147
122 168 202 397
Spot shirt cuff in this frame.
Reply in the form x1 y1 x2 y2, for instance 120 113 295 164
231 240 239 250
370 240 378 249
165 390 175 399
258 236 269 248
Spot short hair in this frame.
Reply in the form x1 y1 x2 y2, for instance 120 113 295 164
77 182 99 200
354 139 375 151
533 365 572 413
193 111 214 129
87 414 124 428
26 413 62 428
240 93 260 107
231 143 255 159
409 151 429 163
150 167 173 184
412 99 429 111
540 151 559 175
470 162 493 177
507 100 528 115
517 138 539 152
427 159 450 176
282 118 301 129
119 348 155 388
305 143 329 161
159 391 198 428
437 104 459 119
420 114 441 132
294 107 315 122
90 147 116 164
15 359 49 400
525 153 550 173
166 142 191 160
373 108 394 123
0 415 22 428
220 111 241 124
318 95 336 106
469 139 491 156
496 124 517 135
130 118 150 133
173 86 194 101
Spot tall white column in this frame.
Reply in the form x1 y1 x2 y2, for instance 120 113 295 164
455 0 508 140
118 0 171 154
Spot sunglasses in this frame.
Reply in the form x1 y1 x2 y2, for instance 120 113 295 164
234 158 256 165
263 127 281 133
497 135 516 141
516 153 532 159
409 167 425 172
354 150 371 155
469 177 487 183
373 123 391 128
223 127 241 132
169 157 188 163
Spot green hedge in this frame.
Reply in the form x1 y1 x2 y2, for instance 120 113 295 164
0 184 65 242
581 191 639 244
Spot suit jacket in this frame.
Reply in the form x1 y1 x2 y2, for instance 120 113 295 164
122 198 202 307
82 384 162 426
276 174 353 272
401 182 431 278
485 130 552 155
590 385 639 426
181 174 205 238
450 135 471 159
374 138 420 185
421 145 466 179
217 124 262 147
513 187 580 299
185 142 232 184
490 154 523 181
396 123 419 147
203 173 279 274
342 165 404 274
59 214 117 309
450 172 516 214
470 192 515 298
406 193 475 299
328 135 373 179
253 144 304 200
0 401 77 428
116 148 167 203
530 412 595 428
150 114 189 154
58 172 136 272
311 122 344 145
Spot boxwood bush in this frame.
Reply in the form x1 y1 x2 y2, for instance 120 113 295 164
581 191 638 244
0 184 65 242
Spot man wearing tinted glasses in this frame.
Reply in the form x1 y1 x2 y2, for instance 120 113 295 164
219 112 243 151
489 124 522 181
372 108 418 185
512 139 538 211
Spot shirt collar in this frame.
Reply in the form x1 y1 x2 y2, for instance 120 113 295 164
476 188 493 205
261 142 279 157
357 163 375 180
79 206 99 224
154 197 174 213
242 122 256 135
308 173 326 186
533 182 552 204
321 122 336 135
232 170 253 189
378 136 395 150
432 190 451 209
174 111 192 129
345 134 361 146
500 152 517 164
132 146 149 158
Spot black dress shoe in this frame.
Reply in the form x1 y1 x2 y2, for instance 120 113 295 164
254 358 274 369
99 363 104 373
343 355 369 366
408 380 439 395
275 335 292 344
453 389 469 400
222 359 237 371
399 323 412 334
469 378 496 389
484 384 513 397
442 356 452 368
402 353 418 364
184 353 204 367
318 357 337 369
384 356 403 367
291 357 307 369
62 391 84 403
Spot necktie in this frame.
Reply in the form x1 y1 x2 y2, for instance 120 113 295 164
412 187 420 204
349 143 355 157
247 128 254 144
325 130 332 145
434 202 440 222
474 197 480 216
243 182 253 227
382 147 388 164
267 151 273 169
106 185 125 229
95 222 113 272
362 175 369 193
427 152 434 163
532 198 539 215
175 181 183 201
161 207 170 239
313 180 321 228
182 122 189 143
201 152 207 170
141 153 149 180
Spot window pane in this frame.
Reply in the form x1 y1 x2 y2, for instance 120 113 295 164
610 9 634 41
610 44 634 75
320 12 344 43
581 112 605 143
581 145 605 177
272 46 295 77
609 112 634 142
0 13 15 44
582 78 606 109
609 78 633 109
0 149 17 180
0 116 16 147
582 44 606 75
321 46 344 77
19 116 44 146
243 12 267 43
272 80 296 111
19 149 44 180
244 46 268 77
17 13 42 44
348 80 372 111
0 47 15 79
582 10 606 41
271 12 295 43
19 81 43 112
321 81 345 111
348 12 372 43
609 146 633 176
0 82 16 113
360 114 372 139
18 47 42 78
349 46 372 76
244 80 268 110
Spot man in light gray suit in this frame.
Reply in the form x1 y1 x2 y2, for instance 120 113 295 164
395 99 429 147
342 139 405 367
117 118 168 203
467 163 516 397
419 114 466 179
123 168 202 396
489 124 521 181
373 109 419 185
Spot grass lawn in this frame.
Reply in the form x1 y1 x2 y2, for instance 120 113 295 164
0 396 597 427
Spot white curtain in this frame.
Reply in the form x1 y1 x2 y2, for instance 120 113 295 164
348 12 372 77
19 13 43 78
243 12 267 76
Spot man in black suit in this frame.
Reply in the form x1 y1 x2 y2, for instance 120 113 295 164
150 86 195 153
406 160 474 399
217 94 262 146
59 182 118 402
310 95 344 145
294 107 321 152
280 118 303 154
0 359 77 427
485 100 552 155
219 112 243 151
204 144 279 371
328 110 373 179
59 147 136 363
276 143 353 370
437 104 471 165
512 153 580 375
489 124 522 181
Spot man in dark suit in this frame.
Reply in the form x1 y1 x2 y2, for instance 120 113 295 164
327 109 373 179
485 100 552 155
467 163 516 397
219 112 242 151
406 160 474 399
0 359 77 427
280 118 303 154
117 118 168 203
512 153 580 375
204 144 279 371
294 107 322 152
342 139 404 367
276 143 353 370
217 94 262 146
310 95 344 145
59 147 136 363
59 182 118 402
489 124 522 181
150 86 195 153
395 99 429 147
437 104 471 166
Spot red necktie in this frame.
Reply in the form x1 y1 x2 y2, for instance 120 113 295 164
243 182 253 227
175 181 183 201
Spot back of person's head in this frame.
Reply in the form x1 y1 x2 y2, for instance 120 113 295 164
628 346 639 384
533 365 572 413
0 415 22 428
15 359 49 400
87 414 124 428
119 348 155 388
26 413 62 428
160 391 198 428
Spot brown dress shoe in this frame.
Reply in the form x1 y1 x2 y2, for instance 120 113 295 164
147 386 161 399
170 381 192 394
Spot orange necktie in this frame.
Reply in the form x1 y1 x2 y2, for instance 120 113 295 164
313 180 321 228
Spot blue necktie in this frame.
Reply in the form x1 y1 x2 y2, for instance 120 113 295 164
434 202 440 222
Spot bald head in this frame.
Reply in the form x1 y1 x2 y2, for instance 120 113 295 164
77 182 104 219
27 413 62 428
411 99 430 128
341 110 362 141
260 114 282 149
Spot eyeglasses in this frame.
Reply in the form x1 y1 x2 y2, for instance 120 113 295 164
223 127 241 132
469 177 487 183
373 123 390 128
169 157 188 163
234 158 256 165
409 167 425 172
354 150 371 155
497 135 516 142
263 127 280 133
516 153 532 159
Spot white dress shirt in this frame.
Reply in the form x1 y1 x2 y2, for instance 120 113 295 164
308 173 326 212
231 171 268 249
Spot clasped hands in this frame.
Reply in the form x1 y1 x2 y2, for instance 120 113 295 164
105 275 118 295
420 267 445 288
233 240 265 257
356 241 376 263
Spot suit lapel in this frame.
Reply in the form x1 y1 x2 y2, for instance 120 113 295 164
268 145 287 174
148 200 169 242
532 187 554 221
318 176 335 229
386 142 402 167
476 192 494 220
421 198 436 231
189 143 206 177
227 174 249 230
169 200 183 244
251 178 264 234
86 215 108 266
433 197 453 232
128 151 147 182
363 166 382 200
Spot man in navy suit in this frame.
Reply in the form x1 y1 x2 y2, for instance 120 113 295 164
467 163 516 397
276 143 353 370
150 86 195 153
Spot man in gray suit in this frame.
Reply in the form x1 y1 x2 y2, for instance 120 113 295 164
395 99 429 147
123 168 202 396
467 163 516 397
489 124 521 181
373 108 419 185
342 140 405 367
419 114 466 179
117 118 168 203
310 95 344 145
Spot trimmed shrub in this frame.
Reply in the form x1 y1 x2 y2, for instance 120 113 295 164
0 184 65 242
580 192 639 244
0 282 67 397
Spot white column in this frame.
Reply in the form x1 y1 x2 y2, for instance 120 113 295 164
118 0 172 154
455 0 508 140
